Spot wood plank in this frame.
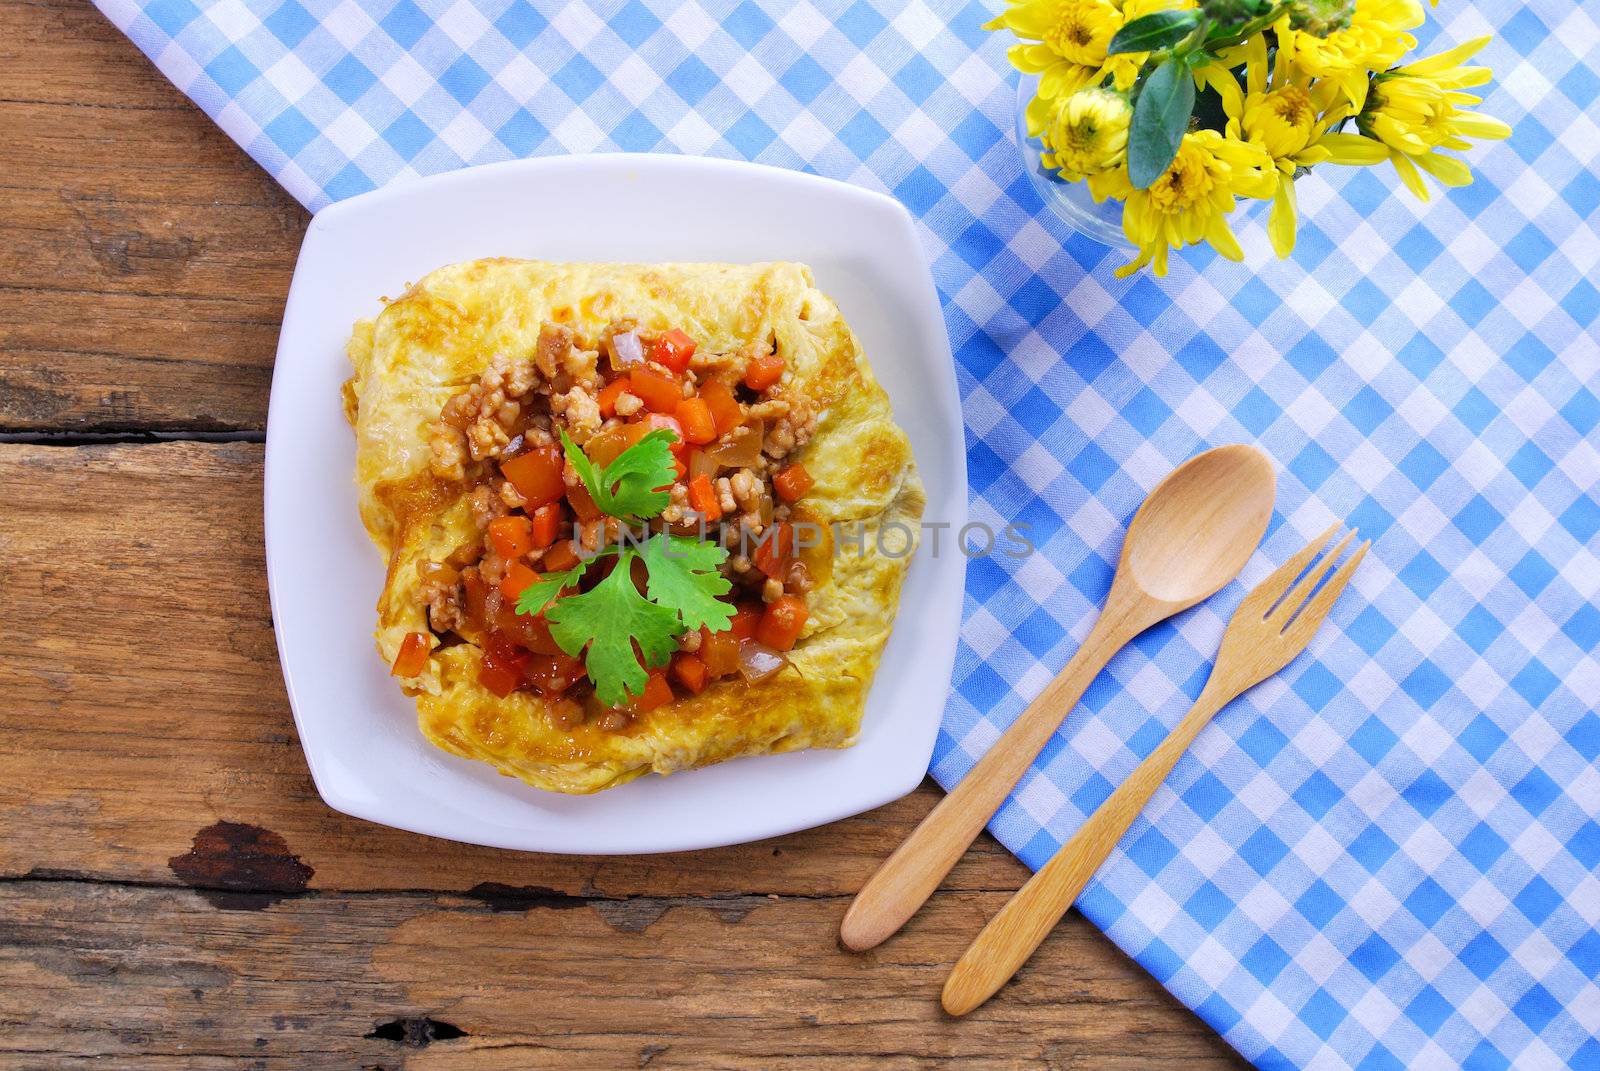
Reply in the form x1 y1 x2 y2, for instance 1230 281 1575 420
0 880 1248 1069
0 0 306 432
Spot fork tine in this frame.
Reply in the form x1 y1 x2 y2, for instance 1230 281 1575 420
1250 523 1340 617
1273 529 1357 628
1286 540 1370 644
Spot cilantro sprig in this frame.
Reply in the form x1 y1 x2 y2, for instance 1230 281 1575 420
512 428 735 706
560 427 676 521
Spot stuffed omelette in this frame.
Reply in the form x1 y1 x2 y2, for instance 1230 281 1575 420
345 259 925 794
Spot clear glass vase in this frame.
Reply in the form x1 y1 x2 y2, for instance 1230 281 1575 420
1015 72 1135 252
1015 71 1273 256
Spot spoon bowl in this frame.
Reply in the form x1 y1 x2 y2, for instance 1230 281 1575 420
1119 445 1276 606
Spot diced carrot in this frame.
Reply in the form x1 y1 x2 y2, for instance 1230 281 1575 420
542 539 581 573
743 352 785 391
499 560 540 602
753 521 794 579
756 595 807 651
699 628 741 677
632 669 675 712
676 396 717 444
699 379 743 436
567 481 602 522
630 365 683 413
529 503 562 550
671 653 708 695
500 446 567 509
390 631 430 677
728 604 762 641
597 377 632 419
487 515 533 559
687 474 722 521
649 328 696 374
772 463 814 502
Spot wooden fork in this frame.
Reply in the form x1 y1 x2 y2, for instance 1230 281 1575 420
941 524 1370 1016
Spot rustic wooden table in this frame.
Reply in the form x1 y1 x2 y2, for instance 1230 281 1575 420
0 4 1250 1067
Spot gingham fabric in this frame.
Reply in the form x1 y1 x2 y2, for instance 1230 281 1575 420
93 0 1599 1066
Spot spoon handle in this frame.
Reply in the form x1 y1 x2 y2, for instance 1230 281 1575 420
940 684 1233 1016
840 609 1136 952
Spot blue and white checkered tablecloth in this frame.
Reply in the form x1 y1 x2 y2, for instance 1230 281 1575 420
94 0 1599 1066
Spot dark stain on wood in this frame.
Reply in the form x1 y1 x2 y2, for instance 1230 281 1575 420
639 1042 669 1066
364 1017 468 1048
167 821 313 909
461 881 586 912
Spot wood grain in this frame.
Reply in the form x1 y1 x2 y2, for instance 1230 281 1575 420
0 880 1245 1071
0 6 1249 1065
0 0 305 433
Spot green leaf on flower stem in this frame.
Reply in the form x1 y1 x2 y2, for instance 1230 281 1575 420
1107 10 1201 55
1129 57 1195 189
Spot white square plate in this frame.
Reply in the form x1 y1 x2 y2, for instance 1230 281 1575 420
265 154 966 854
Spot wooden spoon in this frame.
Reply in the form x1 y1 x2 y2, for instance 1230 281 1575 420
839 445 1275 953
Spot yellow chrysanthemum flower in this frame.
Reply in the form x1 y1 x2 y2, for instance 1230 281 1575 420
1091 130 1275 277
991 0 1195 135
1196 32 1387 256
1274 0 1425 111
1040 87 1133 179
1358 36 1511 200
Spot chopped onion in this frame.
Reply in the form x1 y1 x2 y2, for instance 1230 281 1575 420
606 328 644 370
703 422 764 470
737 641 787 683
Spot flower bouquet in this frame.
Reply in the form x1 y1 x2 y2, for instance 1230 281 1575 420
989 0 1510 276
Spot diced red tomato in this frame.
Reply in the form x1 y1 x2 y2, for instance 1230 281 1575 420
479 660 521 698
496 604 564 654
542 539 581 573
743 352 785 392
500 560 540 602
676 396 718 444
687 474 722 521
773 463 814 502
523 651 586 696
530 503 562 550
756 595 807 651
699 379 743 436
643 411 685 448
649 328 697 374
753 521 794 579
728 603 762 641
480 629 531 697
487 515 533 559
631 669 675 712
390 631 430 677
597 377 632 419
699 628 741 678
567 481 602 522
500 446 566 508
671 653 709 695
630 365 683 413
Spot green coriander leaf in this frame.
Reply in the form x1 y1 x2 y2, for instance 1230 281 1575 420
545 549 682 706
513 558 591 619
559 427 677 522
639 534 735 633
